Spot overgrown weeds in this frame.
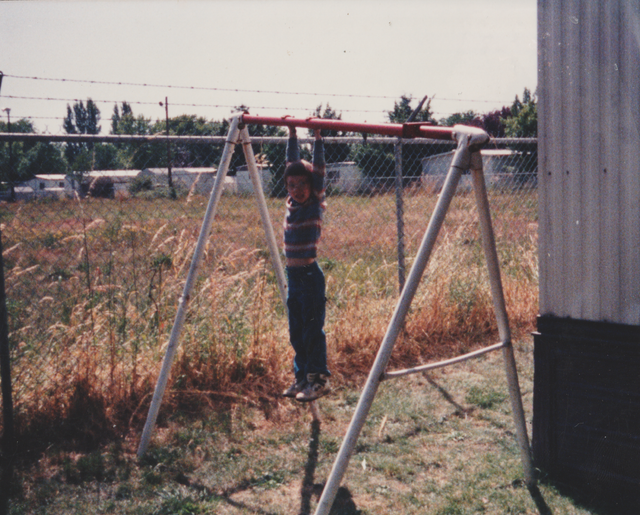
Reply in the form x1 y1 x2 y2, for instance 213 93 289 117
1 188 538 453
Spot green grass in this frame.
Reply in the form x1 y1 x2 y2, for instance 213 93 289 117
6 339 607 514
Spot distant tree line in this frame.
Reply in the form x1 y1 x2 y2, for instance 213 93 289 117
0 89 537 199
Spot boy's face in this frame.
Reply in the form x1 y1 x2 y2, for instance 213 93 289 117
286 176 311 204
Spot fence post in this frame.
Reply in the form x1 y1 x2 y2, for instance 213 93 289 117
160 97 173 191
394 141 406 292
394 95 430 293
2 108 14 202
0 228 15 514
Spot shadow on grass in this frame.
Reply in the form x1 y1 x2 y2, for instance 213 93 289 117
299 418 321 514
216 405 361 515
424 374 471 415
527 484 553 515
217 496 280 515
298 412 361 515
424 373 558 515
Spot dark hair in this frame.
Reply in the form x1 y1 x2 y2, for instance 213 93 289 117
284 160 313 182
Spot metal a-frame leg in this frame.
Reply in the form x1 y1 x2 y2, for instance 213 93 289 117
137 117 292 456
469 151 534 487
238 126 287 306
137 115 243 457
313 126 534 515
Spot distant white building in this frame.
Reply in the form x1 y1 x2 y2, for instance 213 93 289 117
325 161 363 194
85 170 143 194
13 165 274 200
24 170 145 198
142 167 219 194
25 174 73 198
0 184 37 201
420 149 522 191
233 164 273 195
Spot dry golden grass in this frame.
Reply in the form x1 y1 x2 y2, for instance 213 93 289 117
1 187 538 449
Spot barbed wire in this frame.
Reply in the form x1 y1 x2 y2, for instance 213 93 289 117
0 73 523 134
3 99 508 127
3 73 513 105
1 94 391 117
2 94 242 110
3 73 397 101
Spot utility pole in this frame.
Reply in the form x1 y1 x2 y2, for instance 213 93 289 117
3 108 14 202
159 97 173 190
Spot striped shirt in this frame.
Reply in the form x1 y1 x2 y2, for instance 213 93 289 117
283 136 326 259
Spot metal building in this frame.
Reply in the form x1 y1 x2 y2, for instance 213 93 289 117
535 0 640 505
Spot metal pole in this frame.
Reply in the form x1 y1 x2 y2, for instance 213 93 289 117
394 141 406 292
314 127 483 515
469 158 535 487
0 228 15 514
394 96 428 293
383 342 505 380
238 127 287 307
241 114 456 140
137 116 242 457
3 108 13 202
164 98 173 190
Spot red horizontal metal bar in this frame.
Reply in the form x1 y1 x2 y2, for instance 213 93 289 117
240 114 455 141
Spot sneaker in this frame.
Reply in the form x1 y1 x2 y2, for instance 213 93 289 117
295 373 330 402
282 379 306 398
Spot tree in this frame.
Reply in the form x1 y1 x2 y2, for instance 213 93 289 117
93 143 122 170
388 94 434 123
148 113 228 170
504 88 537 137
437 106 513 137
310 104 352 164
438 110 479 127
387 95 437 184
0 118 38 199
17 142 67 178
353 95 438 189
503 88 538 183
245 116 287 197
111 102 149 136
479 107 512 138
63 98 102 176
353 144 395 190
110 102 153 170
64 99 101 137
88 176 114 198
84 99 101 136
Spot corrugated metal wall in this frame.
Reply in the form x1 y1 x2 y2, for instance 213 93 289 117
538 0 640 325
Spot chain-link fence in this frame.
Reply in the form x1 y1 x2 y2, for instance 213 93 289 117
0 132 537 442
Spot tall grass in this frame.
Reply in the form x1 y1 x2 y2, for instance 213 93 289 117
1 187 538 449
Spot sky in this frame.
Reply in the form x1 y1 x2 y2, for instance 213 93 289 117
0 0 537 134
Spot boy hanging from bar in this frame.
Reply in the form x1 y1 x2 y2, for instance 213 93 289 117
281 125 331 402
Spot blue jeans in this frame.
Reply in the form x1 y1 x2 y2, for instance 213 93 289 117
286 262 330 382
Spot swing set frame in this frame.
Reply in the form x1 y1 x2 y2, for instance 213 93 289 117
136 114 536 514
